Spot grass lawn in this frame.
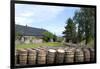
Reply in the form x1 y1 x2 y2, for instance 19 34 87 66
87 40 94 48
16 42 64 49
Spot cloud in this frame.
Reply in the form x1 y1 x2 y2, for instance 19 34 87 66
15 4 66 25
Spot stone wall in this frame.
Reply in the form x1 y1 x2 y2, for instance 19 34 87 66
15 36 43 45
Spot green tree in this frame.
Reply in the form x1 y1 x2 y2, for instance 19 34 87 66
43 31 54 42
63 18 76 43
73 11 85 43
53 34 57 42
73 8 95 44
15 32 22 40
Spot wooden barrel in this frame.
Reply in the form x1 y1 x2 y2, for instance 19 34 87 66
64 48 75 63
47 49 56 64
15 50 18 65
27 48 37 64
89 48 95 62
82 48 90 62
55 49 65 64
19 49 27 65
37 49 46 64
75 48 84 62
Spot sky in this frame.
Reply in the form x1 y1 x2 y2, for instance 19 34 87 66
15 4 79 36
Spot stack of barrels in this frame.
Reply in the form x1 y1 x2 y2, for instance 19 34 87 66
15 47 95 66
37 49 46 64
18 49 27 65
55 49 65 64
15 50 18 65
82 48 90 62
89 48 95 62
74 48 84 62
64 48 75 63
27 48 37 64
47 49 56 64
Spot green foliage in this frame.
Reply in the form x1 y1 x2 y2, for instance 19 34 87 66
63 18 76 43
43 31 57 42
15 32 22 40
16 42 63 49
53 34 57 42
73 8 95 44
43 31 54 42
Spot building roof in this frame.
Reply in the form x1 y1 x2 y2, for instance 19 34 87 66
15 24 47 37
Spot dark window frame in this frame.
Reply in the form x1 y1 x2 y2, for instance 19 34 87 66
10 0 97 69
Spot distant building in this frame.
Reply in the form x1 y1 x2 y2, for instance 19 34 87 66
15 24 48 44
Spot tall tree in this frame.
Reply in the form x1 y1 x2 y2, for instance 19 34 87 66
63 18 76 43
73 8 95 44
73 10 85 43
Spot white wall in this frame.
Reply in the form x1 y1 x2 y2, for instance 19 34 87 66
0 0 99 69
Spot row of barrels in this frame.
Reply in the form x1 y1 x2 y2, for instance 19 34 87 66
15 47 95 65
